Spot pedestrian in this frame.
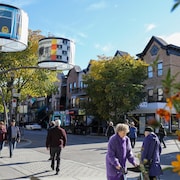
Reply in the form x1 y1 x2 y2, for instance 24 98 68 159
141 126 162 180
158 123 166 148
106 123 138 180
105 121 115 140
46 119 67 175
7 119 21 158
0 121 7 157
47 121 55 160
128 121 138 148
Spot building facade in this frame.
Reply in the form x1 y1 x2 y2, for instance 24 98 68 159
129 36 180 133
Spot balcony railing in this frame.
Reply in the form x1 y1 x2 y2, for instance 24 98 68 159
71 88 86 95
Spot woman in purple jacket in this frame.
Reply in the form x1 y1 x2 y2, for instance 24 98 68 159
106 123 138 180
141 126 162 180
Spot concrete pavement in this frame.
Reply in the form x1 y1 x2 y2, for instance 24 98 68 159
0 134 179 180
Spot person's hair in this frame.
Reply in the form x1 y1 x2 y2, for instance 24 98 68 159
55 119 61 126
0 121 4 125
115 123 129 133
109 121 113 126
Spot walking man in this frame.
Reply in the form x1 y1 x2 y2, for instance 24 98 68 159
46 119 67 175
7 119 21 158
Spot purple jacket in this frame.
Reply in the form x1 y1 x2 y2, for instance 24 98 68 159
106 134 136 179
141 132 162 177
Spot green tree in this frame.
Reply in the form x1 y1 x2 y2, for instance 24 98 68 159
83 55 148 124
0 30 59 121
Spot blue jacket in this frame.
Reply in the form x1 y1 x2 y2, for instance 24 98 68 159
129 126 137 139
106 134 136 179
141 132 162 177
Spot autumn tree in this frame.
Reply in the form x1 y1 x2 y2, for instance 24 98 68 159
83 55 148 124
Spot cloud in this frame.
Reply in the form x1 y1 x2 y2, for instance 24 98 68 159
145 23 156 32
160 33 180 46
87 1 107 11
77 32 87 38
94 43 113 53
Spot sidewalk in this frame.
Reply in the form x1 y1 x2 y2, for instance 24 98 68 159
0 135 179 180
0 145 106 180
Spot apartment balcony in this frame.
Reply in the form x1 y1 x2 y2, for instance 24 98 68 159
71 88 86 96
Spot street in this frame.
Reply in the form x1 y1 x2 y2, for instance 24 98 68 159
0 129 179 180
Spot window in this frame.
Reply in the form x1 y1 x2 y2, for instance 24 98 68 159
148 89 154 102
80 81 84 89
73 82 76 89
157 88 163 101
157 62 163 76
69 83 72 92
63 39 67 44
57 45 62 49
71 97 75 107
150 45 159 56
57 55 62 59
148 66 153 78
62 50 67 55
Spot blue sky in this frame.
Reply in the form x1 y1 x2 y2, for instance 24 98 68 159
2 0 180 69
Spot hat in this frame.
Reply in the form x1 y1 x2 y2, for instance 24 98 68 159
144 126 154 132
55 119 61 126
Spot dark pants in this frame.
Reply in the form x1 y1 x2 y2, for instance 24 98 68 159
159 135 166 148
9 138 17 157
130 138 136 148
50 147 62 172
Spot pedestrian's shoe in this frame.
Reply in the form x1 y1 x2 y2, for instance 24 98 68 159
48 157 52 160
55 171 59 175
51 164 54 170
55 168 59 175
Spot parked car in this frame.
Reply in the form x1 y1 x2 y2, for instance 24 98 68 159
25 123 42 130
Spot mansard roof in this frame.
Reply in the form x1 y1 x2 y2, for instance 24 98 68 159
137 36 180 58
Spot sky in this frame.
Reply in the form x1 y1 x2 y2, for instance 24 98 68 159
2 0 180 70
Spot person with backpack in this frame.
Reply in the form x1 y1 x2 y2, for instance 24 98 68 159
105 121 115 140
158 123 167 148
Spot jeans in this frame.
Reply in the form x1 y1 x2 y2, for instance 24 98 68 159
9 138 17 157
0 141 5 151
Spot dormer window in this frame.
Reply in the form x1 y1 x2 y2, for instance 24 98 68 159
150 45 159 56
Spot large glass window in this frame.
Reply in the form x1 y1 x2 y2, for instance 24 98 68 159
148 66 153 78
157 62 163 76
